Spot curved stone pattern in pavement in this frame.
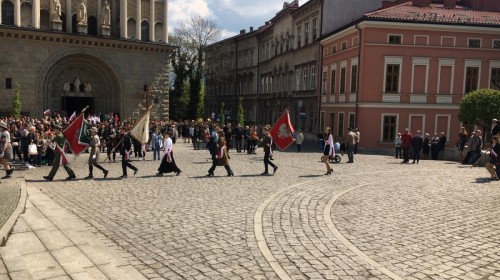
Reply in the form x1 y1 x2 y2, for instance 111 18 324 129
331 169 500 280
18 143 498 279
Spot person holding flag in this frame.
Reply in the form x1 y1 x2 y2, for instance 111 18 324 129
43 125 76 181
84 127 109 179
119 126 138 178
261 126 278 176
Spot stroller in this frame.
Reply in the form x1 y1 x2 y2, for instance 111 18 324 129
321 142 342 163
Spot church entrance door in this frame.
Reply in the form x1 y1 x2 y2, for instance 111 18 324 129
62 96 94 115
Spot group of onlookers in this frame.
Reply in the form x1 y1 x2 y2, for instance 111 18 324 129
395 130 447 163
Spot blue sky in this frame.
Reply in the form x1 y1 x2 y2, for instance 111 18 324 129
169 0 310 39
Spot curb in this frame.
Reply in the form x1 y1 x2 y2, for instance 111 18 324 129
0 178 27 246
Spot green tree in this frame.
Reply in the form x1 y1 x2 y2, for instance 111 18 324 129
458 88 500 135
12 81 21 119
220 102 225 125
237 97 244 127
171 16 222 120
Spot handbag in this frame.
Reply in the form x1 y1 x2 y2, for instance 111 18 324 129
28 142 38 156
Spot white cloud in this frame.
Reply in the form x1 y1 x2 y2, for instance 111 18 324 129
220 29 238 39
168 0 211 29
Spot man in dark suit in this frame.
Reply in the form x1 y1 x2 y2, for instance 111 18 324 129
119 126 138 178
261 127 278 175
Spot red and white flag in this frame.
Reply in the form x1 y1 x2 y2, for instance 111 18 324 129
55 143 70 166
69 111 76 122
270 110 295 150
43 109 51 116
63 113 90 156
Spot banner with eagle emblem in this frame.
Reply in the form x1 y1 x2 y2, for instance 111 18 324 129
270 110 295 150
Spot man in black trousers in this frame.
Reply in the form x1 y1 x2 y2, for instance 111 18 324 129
261 127 278 175
119 126 138 178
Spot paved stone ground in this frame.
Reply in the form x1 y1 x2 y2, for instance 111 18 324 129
0 179 20 230
1 142 498 279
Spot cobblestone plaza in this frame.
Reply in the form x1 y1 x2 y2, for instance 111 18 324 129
1 143 500 279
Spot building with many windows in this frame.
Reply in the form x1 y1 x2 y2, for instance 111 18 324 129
204 0 383 130
319 0 500 150
0 0 172 118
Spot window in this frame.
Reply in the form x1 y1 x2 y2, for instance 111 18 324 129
341 41 347 50
5 78 12 89
465 67 479 93
493 40 500 49
1 1 14 25
385 64 400 93
312 18 318 41
303 67 308 90
261 77 264 93
349 113 356 130
332 45 337 54
350 65 358 92
270 76 273 92
330 69 336 94
304 22 309 45
491 67 500 90
340 67 346 93
310 66 316 90
297 26 302 48
464 67 479 93
388 35 402 44
338 113 344 137
468 39 481 48
382 115 397 142
296 69 301 90
329 113 335 130
322 69 327 95
265 76 269 93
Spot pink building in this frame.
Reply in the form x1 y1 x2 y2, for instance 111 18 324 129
319 0 500 153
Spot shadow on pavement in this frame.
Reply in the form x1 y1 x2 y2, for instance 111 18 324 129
473 178 493 184
298 175 324 178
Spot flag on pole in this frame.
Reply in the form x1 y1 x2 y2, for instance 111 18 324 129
69 111 76 122
63 113 90 156
270 110 295 150
43 109 51 116
55 143 72 166
130 108 151 144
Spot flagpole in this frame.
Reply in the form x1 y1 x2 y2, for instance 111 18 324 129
62 105 89 133
102 106 151 163
129 106 152 143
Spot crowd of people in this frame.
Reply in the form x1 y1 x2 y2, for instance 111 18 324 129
0 112 498 181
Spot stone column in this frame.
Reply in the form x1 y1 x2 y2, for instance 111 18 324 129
33 0 40 28
97 0 102 35
66 0 72 32
149 0 154 42
135 0 141 40
163 0 167 43
14 0 21 27
0 4 2 24
120 0 127 38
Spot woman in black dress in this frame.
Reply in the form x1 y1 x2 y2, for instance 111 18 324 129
157 131 182 176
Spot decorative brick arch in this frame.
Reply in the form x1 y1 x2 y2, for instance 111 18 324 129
35 48 125 116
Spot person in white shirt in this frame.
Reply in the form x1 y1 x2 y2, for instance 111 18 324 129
296 130 304 152
156 131 182 176
322 127 334 175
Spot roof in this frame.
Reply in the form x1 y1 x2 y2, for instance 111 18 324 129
365 2 500 26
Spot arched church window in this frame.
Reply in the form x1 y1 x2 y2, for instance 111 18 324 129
127 18 136 38
61 12 66 32
141 20 149 42
72 14 77 33
40 9 50 30
87 15 97 35
1 1 14 25
20 2 32 27
154 22 162 42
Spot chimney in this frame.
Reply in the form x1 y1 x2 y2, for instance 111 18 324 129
444 0 456 8
240 29 246 35
413 0 431 6
250 26 254 32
